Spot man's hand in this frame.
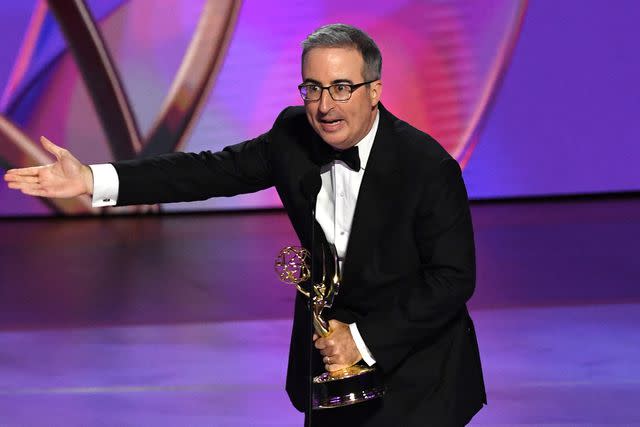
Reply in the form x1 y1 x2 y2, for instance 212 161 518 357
314 319 362 372
4 136 93 198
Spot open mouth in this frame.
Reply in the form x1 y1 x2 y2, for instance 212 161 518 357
319 118 344 131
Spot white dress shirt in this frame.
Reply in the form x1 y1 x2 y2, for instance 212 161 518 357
88 110 380 366
314 111 379 366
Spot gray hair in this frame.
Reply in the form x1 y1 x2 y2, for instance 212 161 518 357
301 23 382 81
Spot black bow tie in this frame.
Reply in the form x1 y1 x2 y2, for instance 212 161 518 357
322 146 361 171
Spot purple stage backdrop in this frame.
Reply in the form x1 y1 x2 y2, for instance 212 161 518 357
0 0 638 216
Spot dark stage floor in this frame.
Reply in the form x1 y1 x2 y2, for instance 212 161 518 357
0 197 638 425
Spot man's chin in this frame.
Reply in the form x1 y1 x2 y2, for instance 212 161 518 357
317 131 351 150
321 138 352 150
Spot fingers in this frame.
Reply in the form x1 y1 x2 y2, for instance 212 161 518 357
314 337 333 350
326 363 350 372
319 348 335 357
4 168 47 194
40 136 64 159
6 181 36 190
321 348 353 371
4 174 39 184
324 353 359 372
316 337 337 361
322 354 341 364
4 166 47 197
325 357 353 372
324 355 341 371
4 165 45 177
322 352 350 363
6 181 46 196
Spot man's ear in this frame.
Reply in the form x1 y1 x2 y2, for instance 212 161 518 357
369 80 382 106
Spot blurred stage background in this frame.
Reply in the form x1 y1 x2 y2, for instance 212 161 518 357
1 0 638 216
0 1 639 426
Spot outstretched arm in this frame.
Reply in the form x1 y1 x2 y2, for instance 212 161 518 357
4 136 93 198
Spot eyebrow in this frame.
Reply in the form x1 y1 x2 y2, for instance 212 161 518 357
301 78 355 85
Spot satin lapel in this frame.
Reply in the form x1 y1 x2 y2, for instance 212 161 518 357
293 132 332 289
342 106 401 285
291 160 322 250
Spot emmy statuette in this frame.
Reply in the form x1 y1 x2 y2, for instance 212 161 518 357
274 244 385 409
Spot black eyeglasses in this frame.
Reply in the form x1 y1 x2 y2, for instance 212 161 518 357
298 80 377 101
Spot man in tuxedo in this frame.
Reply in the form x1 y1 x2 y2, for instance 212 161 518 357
5 24 485 426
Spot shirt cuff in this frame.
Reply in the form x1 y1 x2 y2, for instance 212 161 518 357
349 323 376 366
89 163 119 207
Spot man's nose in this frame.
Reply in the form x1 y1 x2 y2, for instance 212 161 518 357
318 88 335 114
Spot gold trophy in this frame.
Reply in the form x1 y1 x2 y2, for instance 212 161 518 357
274 244 385 409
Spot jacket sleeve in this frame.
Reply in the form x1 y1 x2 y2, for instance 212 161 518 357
356 158 476 373
112 108 293 206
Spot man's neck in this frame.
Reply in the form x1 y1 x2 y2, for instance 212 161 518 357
349 107 379 150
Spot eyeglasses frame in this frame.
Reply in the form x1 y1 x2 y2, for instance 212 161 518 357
297 80 378 102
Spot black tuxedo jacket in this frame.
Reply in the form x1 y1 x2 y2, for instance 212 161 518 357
113 104 486 426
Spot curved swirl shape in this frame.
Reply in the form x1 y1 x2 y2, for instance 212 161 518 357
0 0 241 214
